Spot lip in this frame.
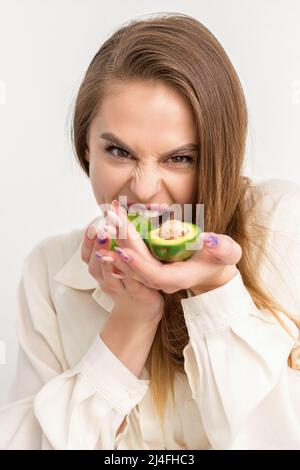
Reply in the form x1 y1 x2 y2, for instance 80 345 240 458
130 204 159 210
126 202 169 210
117 200 171 215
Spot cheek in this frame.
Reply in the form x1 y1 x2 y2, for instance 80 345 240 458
164 171 197 204
88 158 129 204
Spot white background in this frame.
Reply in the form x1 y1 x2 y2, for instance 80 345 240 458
0 0 299 404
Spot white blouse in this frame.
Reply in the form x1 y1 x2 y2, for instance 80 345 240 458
1 178 300 450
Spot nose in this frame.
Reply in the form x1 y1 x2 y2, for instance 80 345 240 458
129 166 162 202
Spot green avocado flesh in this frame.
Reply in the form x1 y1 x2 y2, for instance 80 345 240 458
108 210 202 262
148 221 202 262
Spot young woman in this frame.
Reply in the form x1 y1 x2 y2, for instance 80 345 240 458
1 12 300 450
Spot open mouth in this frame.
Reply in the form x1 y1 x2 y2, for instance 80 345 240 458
121 203 170 219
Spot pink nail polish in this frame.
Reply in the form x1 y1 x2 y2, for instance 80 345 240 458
114 247 131 262
114 247 124 255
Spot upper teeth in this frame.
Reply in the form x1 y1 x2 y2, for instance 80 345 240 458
127 207 163 218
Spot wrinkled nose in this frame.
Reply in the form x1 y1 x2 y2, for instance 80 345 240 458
130 166 162 202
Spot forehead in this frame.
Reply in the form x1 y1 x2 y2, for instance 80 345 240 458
91 82 196 148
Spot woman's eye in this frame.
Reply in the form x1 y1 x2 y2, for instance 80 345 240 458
105 144 195 167
168 156 194 166
105 145 130 159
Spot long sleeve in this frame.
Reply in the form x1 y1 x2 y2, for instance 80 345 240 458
0 241 149 450
181 184 300 450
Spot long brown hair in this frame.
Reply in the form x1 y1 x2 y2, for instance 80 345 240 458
70 12 300 426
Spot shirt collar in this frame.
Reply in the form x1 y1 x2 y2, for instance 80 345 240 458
53 215 115 313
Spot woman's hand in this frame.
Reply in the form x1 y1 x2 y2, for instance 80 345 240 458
81 224 164 324
100 202 242 295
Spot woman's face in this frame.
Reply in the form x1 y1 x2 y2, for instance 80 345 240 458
85 81 198 213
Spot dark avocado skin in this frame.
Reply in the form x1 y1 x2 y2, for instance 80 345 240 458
108 213 202 262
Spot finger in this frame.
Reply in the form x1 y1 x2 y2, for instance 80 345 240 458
95 250 126 293
95 221 134 279
109 201 158 262
96 240 149 286
112 246 150 283
108 246 170 290
94 226 131 281
81 224 98 264
203 232 242 265
95 214 118 245
99 211 159 286
86 228 111 282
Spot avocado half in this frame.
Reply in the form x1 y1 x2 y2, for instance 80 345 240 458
108 208 202 262
147 219 202 262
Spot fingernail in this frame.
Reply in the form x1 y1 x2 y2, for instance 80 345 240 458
95 252 114 263
112 199 127 216
112 200 120 209
104 224 117 238
111 272 124 280
102 255 114 263
107 210 123 228
95 251 104 260
204 234 219 248
97 231 109 244
87 225 97 240
114 247 132 262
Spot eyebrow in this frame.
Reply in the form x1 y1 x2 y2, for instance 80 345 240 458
100 132 199 158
